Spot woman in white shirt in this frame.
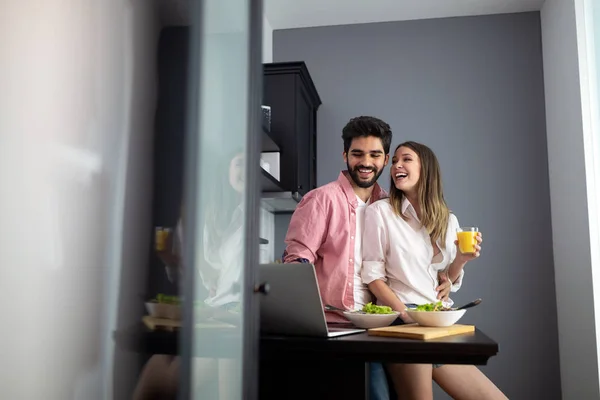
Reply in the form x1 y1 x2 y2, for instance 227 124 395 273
156 150 245 307
134 150 245 400
361 141 506 400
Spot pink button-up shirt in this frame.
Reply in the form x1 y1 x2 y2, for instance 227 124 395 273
283 171 387 322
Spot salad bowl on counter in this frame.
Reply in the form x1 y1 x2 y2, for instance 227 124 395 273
405 301 468 327
341 302 401 329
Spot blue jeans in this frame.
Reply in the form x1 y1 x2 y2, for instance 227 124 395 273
370 362 391 400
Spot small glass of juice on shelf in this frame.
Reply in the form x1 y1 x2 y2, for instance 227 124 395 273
155 227 172 252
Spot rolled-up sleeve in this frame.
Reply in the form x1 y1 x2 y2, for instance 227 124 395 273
361 204 388 284
449 270 464 292
448 214 465 292
282 194 327 264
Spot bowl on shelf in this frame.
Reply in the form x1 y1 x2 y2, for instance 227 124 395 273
145 302 181 320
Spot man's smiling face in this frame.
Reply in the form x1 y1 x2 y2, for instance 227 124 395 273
343 136 389 188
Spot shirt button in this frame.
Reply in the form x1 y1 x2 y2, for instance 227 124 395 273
349 259 353 263
351 236 354 239
348 282 352 287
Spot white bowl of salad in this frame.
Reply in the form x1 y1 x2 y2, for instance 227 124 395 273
343 303 401 329
145 294 182 320
405 302 466 327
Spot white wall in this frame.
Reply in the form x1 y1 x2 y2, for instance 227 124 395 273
541 0 600 398
0 0 158 398
263 14 273 62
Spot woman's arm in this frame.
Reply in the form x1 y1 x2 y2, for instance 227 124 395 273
368 280 406 312
446 232 482 284
368 280 414 323
361 205 413 322
441 214 482 291
446 258 467 284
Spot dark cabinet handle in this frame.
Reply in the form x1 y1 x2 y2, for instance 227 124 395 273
254 282 270 295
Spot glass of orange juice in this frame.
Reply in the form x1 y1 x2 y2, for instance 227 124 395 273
457 227 479 254
155 227 172 252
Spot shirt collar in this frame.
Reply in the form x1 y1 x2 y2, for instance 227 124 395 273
337 170 388 207
402 197 419 221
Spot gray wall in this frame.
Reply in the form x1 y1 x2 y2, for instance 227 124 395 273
274 12 560 399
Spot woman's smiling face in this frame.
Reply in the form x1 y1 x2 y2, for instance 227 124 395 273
391 146 421 195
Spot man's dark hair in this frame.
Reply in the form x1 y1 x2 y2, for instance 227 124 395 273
342 116 392 155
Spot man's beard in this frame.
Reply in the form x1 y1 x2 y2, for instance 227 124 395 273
347 163 383 188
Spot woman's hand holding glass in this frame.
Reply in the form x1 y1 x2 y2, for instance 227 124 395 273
455 229 482 264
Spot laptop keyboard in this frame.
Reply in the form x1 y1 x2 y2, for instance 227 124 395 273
328 327 359 332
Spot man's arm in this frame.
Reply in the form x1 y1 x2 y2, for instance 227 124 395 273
282 194 328 264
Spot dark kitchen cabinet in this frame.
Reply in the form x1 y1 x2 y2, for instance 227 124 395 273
263 62 322 196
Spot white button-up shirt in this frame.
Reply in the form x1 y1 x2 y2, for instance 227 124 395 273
361 198 464 306
353 195 373 309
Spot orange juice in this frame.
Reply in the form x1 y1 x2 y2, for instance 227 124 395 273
457 230 477 254
155 227 171 251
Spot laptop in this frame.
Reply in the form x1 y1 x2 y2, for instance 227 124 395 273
259 263 365 338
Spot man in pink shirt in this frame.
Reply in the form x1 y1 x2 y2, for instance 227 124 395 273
283 115 392 322
282 116 393 399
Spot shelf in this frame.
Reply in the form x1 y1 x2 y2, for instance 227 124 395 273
260 169 301 213
262 128 280 153
261 191 302 214
261 168 284 192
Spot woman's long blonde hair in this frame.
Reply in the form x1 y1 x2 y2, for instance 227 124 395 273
389 141 450 247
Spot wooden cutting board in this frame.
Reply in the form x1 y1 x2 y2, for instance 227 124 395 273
143 316 182 331
368 324 475 340
142 316 237 331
